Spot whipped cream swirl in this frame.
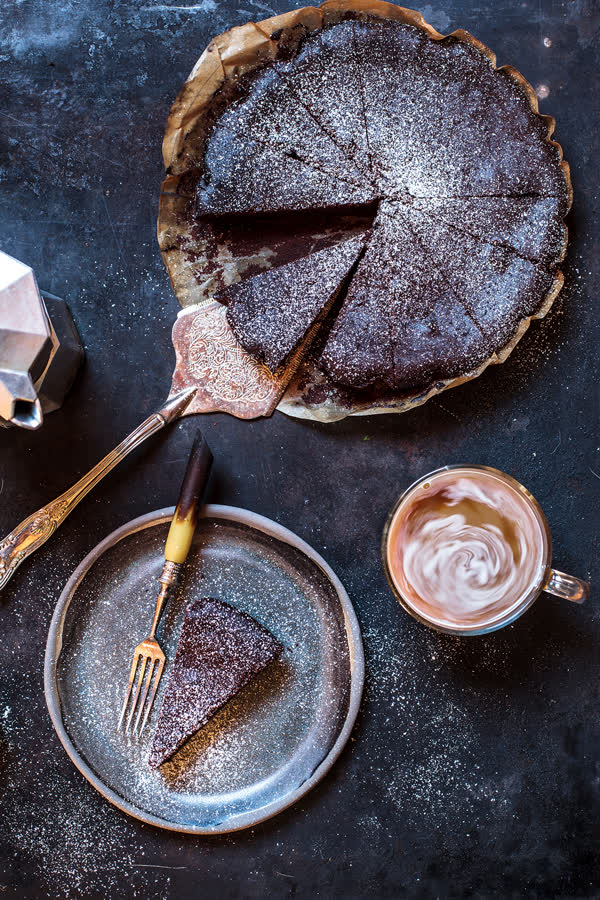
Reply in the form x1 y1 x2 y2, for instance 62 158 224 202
388 472 547 628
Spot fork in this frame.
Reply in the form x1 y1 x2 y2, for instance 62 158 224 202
118 431 213 734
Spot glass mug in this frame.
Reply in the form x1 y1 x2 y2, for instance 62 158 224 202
382 465 589 636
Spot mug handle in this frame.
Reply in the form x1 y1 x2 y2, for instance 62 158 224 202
544 569 589 604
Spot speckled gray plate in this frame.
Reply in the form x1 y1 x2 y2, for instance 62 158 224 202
44 505 364 834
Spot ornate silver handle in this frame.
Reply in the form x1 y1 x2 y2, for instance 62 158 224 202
0 388 196 590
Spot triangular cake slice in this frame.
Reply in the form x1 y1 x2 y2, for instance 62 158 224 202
410 196 567 266
197 127 377 217
217 233 367 372
149 598 283 768
273 22 376 180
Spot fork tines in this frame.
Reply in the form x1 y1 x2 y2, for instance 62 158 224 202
118 643 165 734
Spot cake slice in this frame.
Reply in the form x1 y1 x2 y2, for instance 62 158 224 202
273 22 376 180
318 205 487 392
197 124 377 217
218 232 366 372
212 65 369 186
317 232 396 389
410 196 567 266
149 598 283 768
401 201 557 332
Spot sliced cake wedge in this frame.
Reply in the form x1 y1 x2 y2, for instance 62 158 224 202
218 232 367 372
149 598 283 768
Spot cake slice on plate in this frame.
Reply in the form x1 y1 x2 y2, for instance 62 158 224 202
217 232 367 372
149 598 283 769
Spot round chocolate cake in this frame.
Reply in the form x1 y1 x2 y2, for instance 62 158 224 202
159 3 570 419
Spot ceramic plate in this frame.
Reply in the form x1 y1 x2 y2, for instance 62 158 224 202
44 505 364 834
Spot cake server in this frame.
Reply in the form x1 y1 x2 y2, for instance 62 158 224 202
0 300 309 590
118 430 213 734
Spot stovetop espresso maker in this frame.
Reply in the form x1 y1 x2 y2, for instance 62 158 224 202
0 250 83 429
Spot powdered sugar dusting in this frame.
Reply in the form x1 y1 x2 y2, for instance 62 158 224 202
149 597 283 767
190 17 568 399
221 232 366 370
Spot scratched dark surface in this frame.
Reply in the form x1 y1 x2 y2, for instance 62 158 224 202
1 1 599 897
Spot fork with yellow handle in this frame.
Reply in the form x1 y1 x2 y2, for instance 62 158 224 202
118 430 213 734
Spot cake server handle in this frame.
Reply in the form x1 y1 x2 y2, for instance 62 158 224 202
0 387 197 591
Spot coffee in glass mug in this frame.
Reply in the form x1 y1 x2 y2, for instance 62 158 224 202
383 466 589 635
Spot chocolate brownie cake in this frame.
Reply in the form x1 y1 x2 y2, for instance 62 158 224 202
320 201 558 390
218 233 366 371
149 598 282 768
169 11 570 402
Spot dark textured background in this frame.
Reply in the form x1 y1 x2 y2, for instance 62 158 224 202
1 1 599 897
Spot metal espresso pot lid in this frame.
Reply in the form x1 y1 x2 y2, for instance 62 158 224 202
0 250 83 430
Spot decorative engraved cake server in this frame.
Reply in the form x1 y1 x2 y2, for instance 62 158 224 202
0 300 314 590
0 387 196 590
118 431 213 734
